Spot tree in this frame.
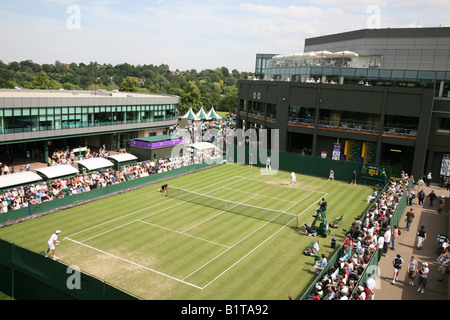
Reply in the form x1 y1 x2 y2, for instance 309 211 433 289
217 87 238 113
120 76 140 92
32 71 62 90
179 81 202 114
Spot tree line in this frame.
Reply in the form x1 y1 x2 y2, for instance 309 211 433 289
0 60 254 114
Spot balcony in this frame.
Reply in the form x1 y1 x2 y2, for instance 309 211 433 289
317 120 379 136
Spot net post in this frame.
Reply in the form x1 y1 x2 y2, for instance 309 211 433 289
296 215 299 228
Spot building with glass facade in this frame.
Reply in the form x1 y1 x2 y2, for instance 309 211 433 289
0 89 179 163
238 27 450 180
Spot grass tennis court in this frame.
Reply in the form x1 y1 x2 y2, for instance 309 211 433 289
0 164 373 299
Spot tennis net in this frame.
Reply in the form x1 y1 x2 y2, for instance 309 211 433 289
168 186 298 227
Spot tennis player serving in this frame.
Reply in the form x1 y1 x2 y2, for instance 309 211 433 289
45 230 61 260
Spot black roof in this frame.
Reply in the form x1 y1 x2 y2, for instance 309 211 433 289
305 27 450 46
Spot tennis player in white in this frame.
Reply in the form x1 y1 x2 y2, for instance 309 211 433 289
45 230 61 260
290 172 297 186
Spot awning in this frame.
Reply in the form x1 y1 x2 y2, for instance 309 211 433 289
35 165 80 180
0 172 43 190
108 153 138 163
187 142 220 151
76 158 114 171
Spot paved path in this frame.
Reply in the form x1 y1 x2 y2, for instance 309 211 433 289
375 184 449 300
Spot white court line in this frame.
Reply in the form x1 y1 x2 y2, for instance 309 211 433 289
236 175 327 194
138 220 230 248
63 176 248 289
199 193 328 289
183 190 326 286
66 176 245 242
221 187 298 204
180 193 259 233
64 236 203 290
65 173 328 290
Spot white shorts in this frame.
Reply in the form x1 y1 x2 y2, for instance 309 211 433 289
48 242 55 250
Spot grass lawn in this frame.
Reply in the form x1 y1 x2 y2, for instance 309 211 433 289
0 164 373 300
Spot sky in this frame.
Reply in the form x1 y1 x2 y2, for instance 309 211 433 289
1 0 449 72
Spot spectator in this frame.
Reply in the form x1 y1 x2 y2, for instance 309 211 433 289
392 254 404 285
405 208 415 231
416 225 427 250
427 190 437 207
417 262 429 294
312 254 328 274
407 256 419 286
417 189 425 205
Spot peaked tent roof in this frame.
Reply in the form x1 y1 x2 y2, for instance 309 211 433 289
181 108 199 121
207 107 222 120
196 107 211 120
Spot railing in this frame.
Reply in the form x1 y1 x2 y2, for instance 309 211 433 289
317 120 379 133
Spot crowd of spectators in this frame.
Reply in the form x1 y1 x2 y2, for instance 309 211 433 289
0 147 223 214
0 118 237 214
306 176 410 300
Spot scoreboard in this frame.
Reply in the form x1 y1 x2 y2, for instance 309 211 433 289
361 164 390 182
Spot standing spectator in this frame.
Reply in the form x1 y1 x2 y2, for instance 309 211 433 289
417 262 429 294
351 170 357 185
416 178 425 190
417 189 425 205
407 256 419 286
392 254 404 285
391 225 399 250
437 195 445 214
408 189 415 206
377 232 385 261
427 190 437 207
437 254 450 282
405 208 415 231
365 273 377 300
3 164 9 175
416 225 427 250
426 172 432 187
383 225 392 254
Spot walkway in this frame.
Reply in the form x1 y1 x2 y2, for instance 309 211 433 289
375 184 449 300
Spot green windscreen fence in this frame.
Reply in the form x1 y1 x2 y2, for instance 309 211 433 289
0 238 139 300
227 145 391 186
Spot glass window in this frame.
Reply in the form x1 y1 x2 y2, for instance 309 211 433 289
367 69 379 79
391 70 404 80
340 68 355 76
355 69 367 78
417 71 436 80
379 70 392 79
404 71 418 80
437 117 450 135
